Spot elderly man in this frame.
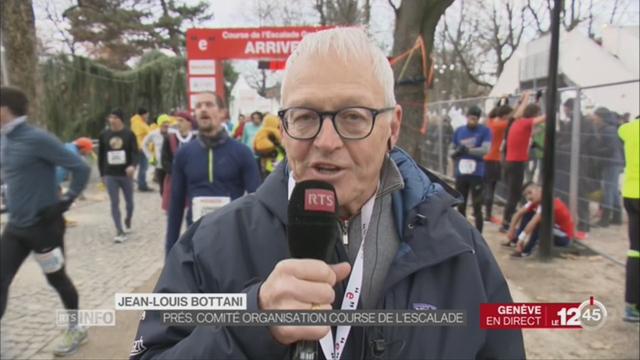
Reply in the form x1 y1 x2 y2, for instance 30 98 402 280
131 28 524 359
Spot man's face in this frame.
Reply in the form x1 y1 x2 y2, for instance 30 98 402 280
523 186 541 203
592 114 604 127
563 105 572 120
251 114 262 125
0 106 11 126
467 115 479 128
160 123 169 135
239 115 246 124
194 93 224 133
142 113 149 122
108 115 123 130
176 117 191 133
282 54 402 216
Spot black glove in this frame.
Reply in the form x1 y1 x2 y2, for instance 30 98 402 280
39 193 75 222
451 145 469 159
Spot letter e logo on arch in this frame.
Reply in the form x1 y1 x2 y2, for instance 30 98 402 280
198 39 207 51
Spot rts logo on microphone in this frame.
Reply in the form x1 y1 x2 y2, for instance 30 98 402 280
304 189 335 213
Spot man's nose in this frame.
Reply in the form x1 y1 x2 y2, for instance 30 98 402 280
313 116 343 151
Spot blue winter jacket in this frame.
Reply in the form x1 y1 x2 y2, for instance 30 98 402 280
133 148 525 359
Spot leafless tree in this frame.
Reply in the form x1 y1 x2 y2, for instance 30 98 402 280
390 0 455 159
41 0 78 55
314 0 371 26
442 0 527 89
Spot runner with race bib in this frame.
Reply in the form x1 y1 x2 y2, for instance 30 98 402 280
98 109 139 243
451 105 492 233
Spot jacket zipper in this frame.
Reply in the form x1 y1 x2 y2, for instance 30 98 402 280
341 220 349 245
208 148 213 183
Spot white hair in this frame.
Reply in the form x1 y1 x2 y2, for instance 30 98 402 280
281 27 396 106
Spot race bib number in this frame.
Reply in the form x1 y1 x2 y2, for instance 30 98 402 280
107 150 126 165
458 159 477 175
34 247 65 274
192 196 231 222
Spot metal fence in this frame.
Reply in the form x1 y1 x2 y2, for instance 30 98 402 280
415 79 639 233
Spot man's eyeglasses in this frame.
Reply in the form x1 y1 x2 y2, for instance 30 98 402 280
277 106 395 140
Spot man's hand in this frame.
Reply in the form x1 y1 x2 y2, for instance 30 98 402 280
451 145 469 159
507 228 516 241
125 166 136 178
39 193 76 221
259 259 351 345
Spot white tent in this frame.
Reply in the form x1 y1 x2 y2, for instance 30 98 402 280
229 75 280 127
490 26 639 116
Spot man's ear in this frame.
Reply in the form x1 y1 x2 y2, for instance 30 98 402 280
389 105 403 149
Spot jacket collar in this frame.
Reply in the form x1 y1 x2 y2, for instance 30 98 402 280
0 116 27 136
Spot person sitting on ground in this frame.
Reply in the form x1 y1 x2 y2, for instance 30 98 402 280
504 182 574 257
253 113 285 179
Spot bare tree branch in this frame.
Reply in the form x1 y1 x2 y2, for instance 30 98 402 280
44 0 77 55
387 0 399 15
609 0 621 24
315 0 326 25
588 0 595 38
525 0 546 33
363 0 371 25
443 17 493 88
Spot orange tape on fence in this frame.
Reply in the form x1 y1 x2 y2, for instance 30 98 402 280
389 35 436 136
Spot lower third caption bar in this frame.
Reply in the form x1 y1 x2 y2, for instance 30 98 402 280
159 310 466 327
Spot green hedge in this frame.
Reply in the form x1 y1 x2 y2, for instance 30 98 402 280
41 54 187 141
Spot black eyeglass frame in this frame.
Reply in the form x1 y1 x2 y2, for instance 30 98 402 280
277 106 396 140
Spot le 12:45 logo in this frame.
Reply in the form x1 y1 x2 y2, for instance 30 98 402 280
556 297 607 330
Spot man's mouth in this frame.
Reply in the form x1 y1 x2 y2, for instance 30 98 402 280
311 163 343 174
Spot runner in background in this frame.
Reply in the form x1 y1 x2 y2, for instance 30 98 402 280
501 92 546 233
253 113 285 180
241 111 263 151
556 98 594 238
142 114 173 196
484 101 512 224
619 115 639 322
1 86 91 356
165 93 260 255
451 105 492 233
56 137 94 227
232 113 246 140
160 111 196 212
56 137 94 187
591 107 624 227
98 109 139 243
130 108 153 192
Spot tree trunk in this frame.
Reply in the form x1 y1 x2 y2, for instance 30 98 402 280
391 0 453 161
0 0 42 125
